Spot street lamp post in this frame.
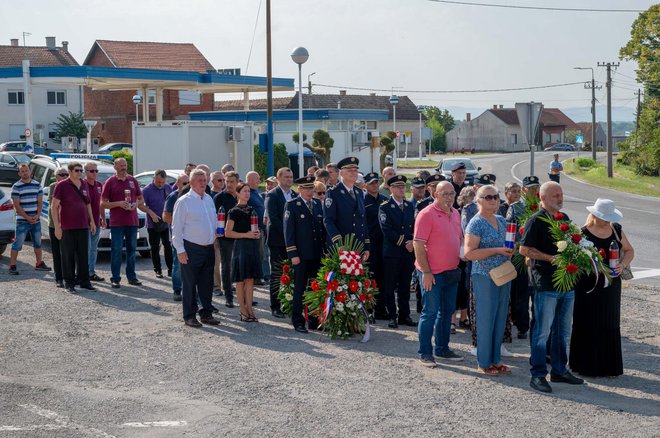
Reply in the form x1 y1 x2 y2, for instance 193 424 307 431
389 94 400 169
291 47 309 178
574 67 598 161
417 105 424 159
132 94 142 124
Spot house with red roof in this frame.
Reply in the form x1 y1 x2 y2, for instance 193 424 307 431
446 105 579 152
83 40 216 144
0 37 81 145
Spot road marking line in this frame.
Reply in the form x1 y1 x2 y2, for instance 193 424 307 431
630 268 660 280
19 404 115 438
0 425 68 431
122 421 188 428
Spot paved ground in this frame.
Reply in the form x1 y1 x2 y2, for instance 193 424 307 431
1 241 659 437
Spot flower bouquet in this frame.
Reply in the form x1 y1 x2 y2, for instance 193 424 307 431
303 235 379 340
539 212 610 292
277 260 295 317
512 190 540 271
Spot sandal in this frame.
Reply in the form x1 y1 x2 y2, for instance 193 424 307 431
450 323 457 334
477 366 500 376
240 313 250 322
247 314 259 323
494 364 511 374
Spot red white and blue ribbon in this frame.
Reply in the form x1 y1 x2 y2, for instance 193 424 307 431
357 302 371 343
586 257 606 293
324 271 335 282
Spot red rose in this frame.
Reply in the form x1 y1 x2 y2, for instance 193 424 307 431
359 269 364 275
359 293 367 302
364 279 371 289
554 213 565 220
336 291 347 303
371 279 377 289
328 281 339 291
559 224 570 232
280 274 290 285
349 281 359 292
536 193 540 199
530 204 538 211
519 227 524 235
571 234 582 244
311 280 320 291
367 293 373 300
598 248 606 258
320 302 326 311
282 264 290 273
566 264 578 274
341 268 347 274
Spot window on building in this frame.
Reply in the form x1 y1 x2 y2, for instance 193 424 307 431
179 90 201 105
8 91 24 105
47 91 66 105
511 134 517 144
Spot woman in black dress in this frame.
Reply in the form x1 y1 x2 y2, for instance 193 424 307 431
570 199 635 377
225 183 262 322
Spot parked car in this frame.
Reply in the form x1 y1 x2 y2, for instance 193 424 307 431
29 153 151 257
0 152 34 184
0 190 15 256
134 169 184 188
0 141 61 156
434 157 482 184
98 143 132 153
544 143 576 151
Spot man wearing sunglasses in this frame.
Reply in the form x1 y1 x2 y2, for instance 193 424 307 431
85 162 105 282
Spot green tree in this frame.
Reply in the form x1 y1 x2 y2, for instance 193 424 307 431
52 111 87 141
254 143 289 178
422 106 455 132
294 129 334 165
426 117 446 152
380 131 395 169
618 4 660 176
111 150 133 175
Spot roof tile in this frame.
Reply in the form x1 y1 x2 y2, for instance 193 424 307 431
0 45 78 67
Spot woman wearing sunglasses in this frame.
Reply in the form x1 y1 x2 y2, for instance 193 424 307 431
464 185 514 375
312 181 326 203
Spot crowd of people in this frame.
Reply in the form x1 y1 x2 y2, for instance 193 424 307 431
7 154 635 392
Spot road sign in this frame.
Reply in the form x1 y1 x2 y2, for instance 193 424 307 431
576 135 584 143
515 102 543 146
24 128 31 138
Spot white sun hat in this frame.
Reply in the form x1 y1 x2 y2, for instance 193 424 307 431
586 198 623 223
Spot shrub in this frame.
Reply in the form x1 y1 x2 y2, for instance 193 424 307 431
575 157 597 168
254 143 289 178
111 150 133 174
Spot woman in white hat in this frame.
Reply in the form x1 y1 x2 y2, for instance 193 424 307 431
569 198 634 377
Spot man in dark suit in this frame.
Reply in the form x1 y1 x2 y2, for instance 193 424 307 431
363 172 388 319
284 176 326 333
323 157 370 260
379 175 416 329
265 167 297 318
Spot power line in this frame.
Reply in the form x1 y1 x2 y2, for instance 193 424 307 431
244 0 263 75
427 0 644 12
314 81 585 94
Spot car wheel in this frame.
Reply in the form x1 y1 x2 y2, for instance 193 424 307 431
139 250 151 258
0 244 6 256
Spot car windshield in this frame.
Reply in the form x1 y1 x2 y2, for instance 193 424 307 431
13 154 32 163
443 159 476 171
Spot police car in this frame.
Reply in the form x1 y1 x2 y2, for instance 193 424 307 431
29 153 151 257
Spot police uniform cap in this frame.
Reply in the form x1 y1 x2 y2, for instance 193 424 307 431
522 175 540 187
294 176 315 188
425 174 446 185
266 176 277 183
410 177 425 188
451 162 467 172
476 173 496 185
337 156 360 169
364 172 380 184
387 175 407 187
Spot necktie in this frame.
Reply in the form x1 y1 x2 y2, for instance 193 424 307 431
306 200 312 212
399 203 404 212
349 189 356 201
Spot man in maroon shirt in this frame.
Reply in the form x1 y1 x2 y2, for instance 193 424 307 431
101 158 144 288
52 162 97 293
85 161 105 282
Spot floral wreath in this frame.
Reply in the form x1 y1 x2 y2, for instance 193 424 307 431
277 260 295 317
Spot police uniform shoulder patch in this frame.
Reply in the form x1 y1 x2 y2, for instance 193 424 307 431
379 211 387 223
325 197 333 208
296 201 301 206
390 204 395 208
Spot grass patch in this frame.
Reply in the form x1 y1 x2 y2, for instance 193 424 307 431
564 159 660 197
397 159 438 169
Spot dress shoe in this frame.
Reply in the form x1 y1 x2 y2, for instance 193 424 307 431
65 285 77 293
111 281 120 288
173 291 182 302
517 330 528 339
254 278 265 285
399 317 417 327
225 300 235 308
213 289 224 296
89 274 105 282
550 371 584 385
128 279 142 286
272 309 285 319
167 269 172 277
388 319 398 329
200 316 221 325
530 377 553 393
294 326 309 334
252 301 258 306
155 271 163 279
184 318 202 328
79 283 97 291
211 305 220 313
55 280 64 288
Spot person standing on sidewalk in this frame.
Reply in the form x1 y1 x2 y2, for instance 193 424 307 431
162 173 189 302
8 163 50 275
214 171 240 307
142 169 173 279
51 162 97 293
84 161 105 282
414 181 463 366
548 154 563 183
48 169 69 287
520 181 584 393
101 158 143 288
172 169 220 328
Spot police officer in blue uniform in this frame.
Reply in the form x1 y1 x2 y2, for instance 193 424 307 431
415 174 445 216
284 176 326 333
379 175 416 328
450 161 469 209
363 172 388 320
323 157 370 259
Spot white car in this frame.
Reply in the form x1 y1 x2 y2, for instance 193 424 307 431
29 154 151 257
0 190 15 256
134 169 184 188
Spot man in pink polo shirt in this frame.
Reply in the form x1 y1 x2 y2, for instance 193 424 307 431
413 180 464 366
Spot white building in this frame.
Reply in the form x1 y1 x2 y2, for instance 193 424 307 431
0 37 83 147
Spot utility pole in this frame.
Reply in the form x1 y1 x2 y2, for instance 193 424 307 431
598 62 619 178
587 78 601 161
635 89 642 132
266 0 274 177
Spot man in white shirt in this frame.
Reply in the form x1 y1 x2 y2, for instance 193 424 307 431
172 169 220 327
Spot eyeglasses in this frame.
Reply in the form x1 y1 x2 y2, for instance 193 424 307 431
480 194 500 201
438 191 455 197
73 168 83 173
215 179 225 182
316 191 326 195
57 173 68 177
86 169 98 173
